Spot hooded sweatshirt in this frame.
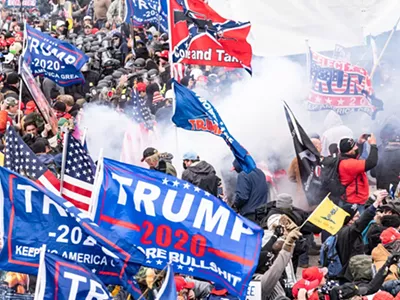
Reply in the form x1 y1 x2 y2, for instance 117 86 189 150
233 160 269 217
321 111 353 157
182 161 219 196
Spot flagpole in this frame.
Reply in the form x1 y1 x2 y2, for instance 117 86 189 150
138 264 169 300
59 129 70 196
370 15 400 78
33 244 47 300
81 126 88 145
298 193 330 230
88 148 103 220
18 20 28 126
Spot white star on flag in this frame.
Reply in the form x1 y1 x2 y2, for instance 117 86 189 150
162 178 169 185
183 183 190 189
156 260 163 265
173 180 180 187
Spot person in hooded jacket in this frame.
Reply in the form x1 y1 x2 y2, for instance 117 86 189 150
181 151 220 197
233 159 269 222
321 111 353 157
370 132 400 191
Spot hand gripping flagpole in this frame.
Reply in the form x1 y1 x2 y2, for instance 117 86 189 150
370 15 400 78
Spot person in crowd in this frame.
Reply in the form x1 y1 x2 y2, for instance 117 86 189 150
371 131 400 191
94 0 111 27
2 72 19 96
141 147 177 177
338 135 378 206
57 95 80 118
232 159 269 222
106 0 125 24
335 190 387 282
52 101 72 120
321 111 353 157
3 96 19 125
181 151 220 196
292 267 327 300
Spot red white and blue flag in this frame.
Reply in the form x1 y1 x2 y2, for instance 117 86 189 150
307 49 377 116
168 0 252 74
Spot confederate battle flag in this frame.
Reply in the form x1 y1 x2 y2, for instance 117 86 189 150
167 0 253 74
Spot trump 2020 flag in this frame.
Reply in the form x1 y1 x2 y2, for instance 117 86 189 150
125 0 168 32
155 264 176 300
24 24 88 86
307 196 350 235
284 101 323 206
0 167 145 296
307 49 377 116
168 0 252 73
172 79 256 173
92 158 263 299
35 251 112 300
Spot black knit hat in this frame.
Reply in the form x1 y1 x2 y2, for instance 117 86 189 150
52 101 66 112
339 138 356 153
6 72 19 85
342 203 358 225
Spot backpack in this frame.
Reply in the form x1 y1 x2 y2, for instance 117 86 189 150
319 156 347 203
320 235 342 279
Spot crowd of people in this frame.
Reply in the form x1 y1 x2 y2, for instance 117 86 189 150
0 0 400 299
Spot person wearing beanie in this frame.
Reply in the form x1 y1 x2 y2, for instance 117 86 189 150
338 134 378 206
52 101 72 120
1 72 19 95
334 190 388 282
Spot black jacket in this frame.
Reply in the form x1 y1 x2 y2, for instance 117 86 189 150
233 160 269 216
336 205 376 282
370 143 400 191
182 161 219 196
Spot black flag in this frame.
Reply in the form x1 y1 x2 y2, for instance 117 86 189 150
284 101 323 206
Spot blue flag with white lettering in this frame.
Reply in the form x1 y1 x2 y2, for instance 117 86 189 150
0 167 144 297
24 24 88 87
92 158 263 299
125 0 168 32
37 252 112 300
172 79 256 173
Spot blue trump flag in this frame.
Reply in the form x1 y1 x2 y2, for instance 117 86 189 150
155 264 176 300
24 24 88 87
0 167 144 297
172 79 256 173
36 251 112 300
92 158 263 299
125 0 168 32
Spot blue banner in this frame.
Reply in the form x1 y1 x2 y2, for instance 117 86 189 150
39 252 112 300
0 167 144 296
24 25 88 87
125 0 168 32
92 158 263 299
172 79 256 173
156 264 176 300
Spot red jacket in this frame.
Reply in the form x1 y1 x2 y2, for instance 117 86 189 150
339 158 369 204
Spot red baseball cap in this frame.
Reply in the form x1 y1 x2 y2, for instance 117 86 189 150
136 82 147 92
159 50 169 59
25 100 36 114
292 279 320 299
174 276 195 292
380 227 400 245
373 291 395 300
302 267 327 283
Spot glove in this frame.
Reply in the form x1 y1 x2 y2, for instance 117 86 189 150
386 252 400 266
273 225 284 238
283 229 302 252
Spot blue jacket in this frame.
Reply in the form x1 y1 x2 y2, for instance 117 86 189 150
233 159 269 216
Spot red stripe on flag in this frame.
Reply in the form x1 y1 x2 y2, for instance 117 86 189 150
207 247 253 267
62 193 90 211
99 215 140 232
63 180 92 198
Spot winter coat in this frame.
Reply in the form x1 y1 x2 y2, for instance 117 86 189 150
106 0 125 22
321 111 353 157
336 205 376 282
182 161 219 196
338 145 378 204
94 0 111 21
233 160 269 217
68 104 81 118
287 157 308 211
370 143 400 191
371 243 399 282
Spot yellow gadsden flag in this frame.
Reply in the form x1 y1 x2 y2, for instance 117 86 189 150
307 197 350 235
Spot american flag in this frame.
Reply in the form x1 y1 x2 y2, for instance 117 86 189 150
61 134 94 211
4 126 61 195
130 89 155 131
